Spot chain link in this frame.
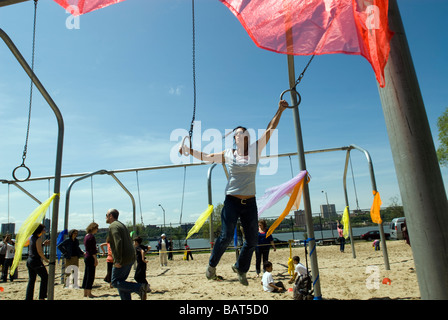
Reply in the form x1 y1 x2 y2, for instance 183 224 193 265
188 0 196 143
21 0 38 166
295 53 315 87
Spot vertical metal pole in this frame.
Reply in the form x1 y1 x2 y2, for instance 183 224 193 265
287 55 322 299
342 150 356 259
350 144 390 270
378 0 448 299
0 28 64 301
207 164 217 250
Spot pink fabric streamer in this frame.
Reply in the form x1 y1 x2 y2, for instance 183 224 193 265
257 170 308 216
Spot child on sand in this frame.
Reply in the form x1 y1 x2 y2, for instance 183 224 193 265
373 239 380 251
100 237 113 288
288 256 308 284
134 236 151 291
261 261 285 293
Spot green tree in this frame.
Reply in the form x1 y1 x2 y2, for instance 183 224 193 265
437 107 448 167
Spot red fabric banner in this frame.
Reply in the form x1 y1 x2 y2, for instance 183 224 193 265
219 0 393 87
53 0 126 16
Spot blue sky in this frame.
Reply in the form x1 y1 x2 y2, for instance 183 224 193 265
0 0 447 232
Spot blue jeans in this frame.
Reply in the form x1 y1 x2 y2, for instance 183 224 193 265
209 195 258 273
111 262 143 300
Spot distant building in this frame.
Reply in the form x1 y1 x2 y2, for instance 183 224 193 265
294 210 306 227
1 223 15 235
320 204 337 219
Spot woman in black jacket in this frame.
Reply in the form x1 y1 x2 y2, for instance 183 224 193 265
58 229 84 287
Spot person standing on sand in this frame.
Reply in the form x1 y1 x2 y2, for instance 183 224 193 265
106 208 149 300
58 229 84 287
157 234 168 267
82 222 99 298
255 219 276 277
336 220 345 253
25 224 50 300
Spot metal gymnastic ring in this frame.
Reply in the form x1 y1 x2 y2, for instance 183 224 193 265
280 88 302 108
12 164 31 182
180 135 191 156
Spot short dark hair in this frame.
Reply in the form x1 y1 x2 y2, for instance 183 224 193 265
233 126 247 133
33 224 45 237
264 261 273 269
293 256 300 263
133 236 142 244
68 229 78 239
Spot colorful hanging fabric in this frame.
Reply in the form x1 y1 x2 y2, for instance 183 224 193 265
185 205 214 240
260 171 309 238
341 206 350 239
10 194 58 276
219 0 394 87
56 229 68 262
53 0 126 15
370 190 383 224
257 170 308 216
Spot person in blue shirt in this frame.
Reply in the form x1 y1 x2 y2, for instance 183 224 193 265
256 219 277 277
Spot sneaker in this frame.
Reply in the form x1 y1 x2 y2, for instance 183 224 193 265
206 265 217 280
232 264 248 286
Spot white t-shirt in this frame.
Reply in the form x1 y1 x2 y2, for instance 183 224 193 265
262 271 275 292
160 239 167 251
295 263 307 277
224 146 258 196
5 243 15 259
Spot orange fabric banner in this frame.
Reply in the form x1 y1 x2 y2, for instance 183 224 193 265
370 190 383 224
266 177 306 238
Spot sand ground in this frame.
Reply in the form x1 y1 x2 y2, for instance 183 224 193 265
0 240 419 301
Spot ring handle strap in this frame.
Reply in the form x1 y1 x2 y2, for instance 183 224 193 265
280 88 302 108
180 135 192 156
12 164 31 182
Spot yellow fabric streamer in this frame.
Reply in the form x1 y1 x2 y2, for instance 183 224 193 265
10 193 58 276
185 205 214 240
342 206 350 239
266 177 306 238
370 191 383 224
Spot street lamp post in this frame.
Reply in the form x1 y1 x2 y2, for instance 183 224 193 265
158 204 166 233
322 190 335 238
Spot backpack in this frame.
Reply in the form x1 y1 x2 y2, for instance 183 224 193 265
293 272 314 300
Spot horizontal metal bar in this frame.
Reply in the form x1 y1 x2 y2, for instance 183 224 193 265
0 147 352 184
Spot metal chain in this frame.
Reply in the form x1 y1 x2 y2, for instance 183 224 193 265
21 0 38 165
188 0 196 142
295 53 315 87
280 53 316 108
